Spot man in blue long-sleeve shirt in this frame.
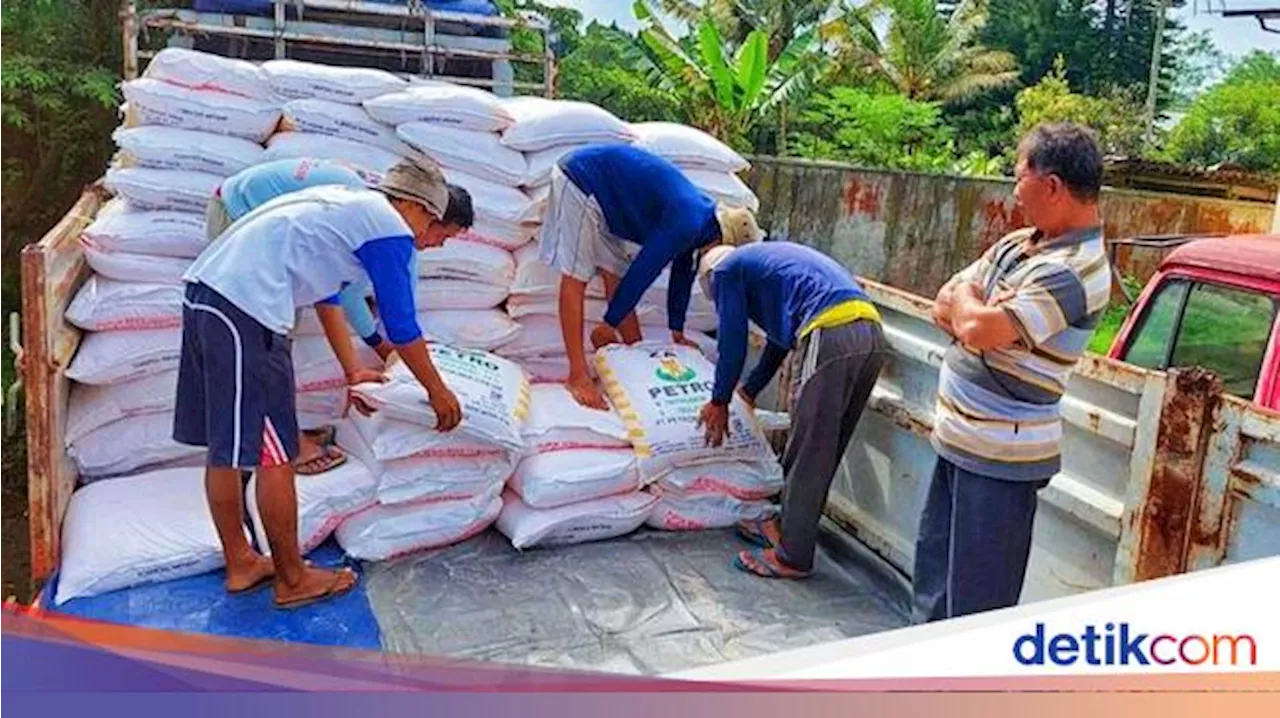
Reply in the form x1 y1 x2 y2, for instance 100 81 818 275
539 144 764 408
697 241 887 578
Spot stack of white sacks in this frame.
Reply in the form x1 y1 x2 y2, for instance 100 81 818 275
56 49 778 605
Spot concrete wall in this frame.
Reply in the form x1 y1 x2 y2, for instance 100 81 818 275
744 157 1277 297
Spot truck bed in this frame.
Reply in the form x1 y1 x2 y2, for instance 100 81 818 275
51 524 910 675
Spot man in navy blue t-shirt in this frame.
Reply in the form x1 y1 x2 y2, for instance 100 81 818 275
698 241 887 579
538 144 763 408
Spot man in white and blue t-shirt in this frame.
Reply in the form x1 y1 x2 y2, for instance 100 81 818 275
174 160 471 609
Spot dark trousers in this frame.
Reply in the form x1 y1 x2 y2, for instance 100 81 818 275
911 457 1048 622
778 320 887 571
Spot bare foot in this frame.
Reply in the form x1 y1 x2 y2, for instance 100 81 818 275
225 554 275 593
273 566 358 610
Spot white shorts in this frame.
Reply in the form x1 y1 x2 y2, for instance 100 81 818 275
537 167 635 282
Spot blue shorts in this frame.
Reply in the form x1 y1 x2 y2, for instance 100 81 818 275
173 282 300 468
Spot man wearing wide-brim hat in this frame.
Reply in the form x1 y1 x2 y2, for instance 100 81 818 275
174 158 472 610
538 144 765 409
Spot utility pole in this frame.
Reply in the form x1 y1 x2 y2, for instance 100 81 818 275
1143 0 1170 149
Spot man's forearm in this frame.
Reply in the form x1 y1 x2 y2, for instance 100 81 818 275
951 282 1020 350
315 303 364 379
396 338 449 395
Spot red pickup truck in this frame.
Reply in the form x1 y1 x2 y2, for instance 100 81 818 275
1108 235 1280 410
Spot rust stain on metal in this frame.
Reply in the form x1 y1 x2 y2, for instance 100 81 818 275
1133 367 1223 581
842 176 882 216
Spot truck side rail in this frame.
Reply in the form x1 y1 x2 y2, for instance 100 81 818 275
823 279 1280 600
21 186 103 584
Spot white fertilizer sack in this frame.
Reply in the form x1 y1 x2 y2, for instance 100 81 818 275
495 489 658 550
419 309 519 351
66 327 183 385
416 279 509 311
55 467 233 605
335 486 502 561
122 77 282 142
69 411 204 478
509 449 640 509
500 97 634 152
631 121 749 173
263 132 405 176
263 59 407 105
65 277 183 332
142 47 273 100
346 412 515 506
521 383 631 449
113 126 265 176
104 167 221 213
65 370 179 445
416 238 516 286
281 99 412 156
81 245 193 285
654 461 784 501
350 346 529 450
398 123 528 187
82 199 209 258
645 488 777 531
594 342 780 481
364 84 513 131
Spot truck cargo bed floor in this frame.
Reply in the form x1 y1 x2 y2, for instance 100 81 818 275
364 524 910 675
49 524 909 675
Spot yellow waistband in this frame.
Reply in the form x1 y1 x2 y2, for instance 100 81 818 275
799 298 882 339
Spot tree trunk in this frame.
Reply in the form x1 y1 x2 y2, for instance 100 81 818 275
778 103 788 157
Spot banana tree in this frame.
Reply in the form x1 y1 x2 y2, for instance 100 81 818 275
631 0 825 151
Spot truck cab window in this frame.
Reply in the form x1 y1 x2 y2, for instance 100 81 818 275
1123 279 1189 371
1169 283 1276 399
1122 277 1277 400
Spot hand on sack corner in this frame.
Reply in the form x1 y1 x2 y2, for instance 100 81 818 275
697 401 730 448
429 385 463 432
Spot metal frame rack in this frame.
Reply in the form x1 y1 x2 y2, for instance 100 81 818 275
121 0 558 96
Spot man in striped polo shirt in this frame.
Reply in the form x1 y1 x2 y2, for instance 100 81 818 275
914 123 1111 621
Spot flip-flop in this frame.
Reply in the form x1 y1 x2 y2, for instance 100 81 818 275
273 567 358 610
736 517 782 548
733 548 812 579
295 445 348 476
302 424 338 447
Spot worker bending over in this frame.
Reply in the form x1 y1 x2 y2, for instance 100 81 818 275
206 156 473 474
697 241 887 578
175 160 467 609
539 144 763 409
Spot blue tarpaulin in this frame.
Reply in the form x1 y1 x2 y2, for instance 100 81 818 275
48 541 381 650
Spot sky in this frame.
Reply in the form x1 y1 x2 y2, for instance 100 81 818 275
551 0 1279 62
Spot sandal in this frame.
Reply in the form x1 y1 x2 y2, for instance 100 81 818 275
734 548 812 579
737 516 782 549
302 424 338 448
274 567 358 610
295 445 348 476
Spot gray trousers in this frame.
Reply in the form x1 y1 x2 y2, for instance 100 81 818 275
778 320 887 571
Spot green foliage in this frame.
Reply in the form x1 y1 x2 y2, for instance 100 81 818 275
832 0 1019 103
1163 51 1280 172
790 87 967 171
632 1 824 151
2 0 122 263
557 22 687 123
1014 57 1147 156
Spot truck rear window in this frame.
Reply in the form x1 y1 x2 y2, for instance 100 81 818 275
1122 279 1277 400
